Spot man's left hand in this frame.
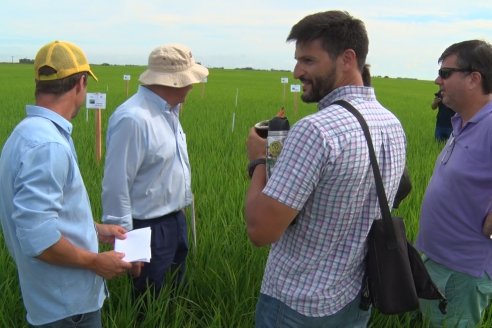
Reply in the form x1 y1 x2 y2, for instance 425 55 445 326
96 223 127 244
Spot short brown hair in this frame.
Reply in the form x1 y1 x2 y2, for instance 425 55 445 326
439 40 492 94
287 10 369 72
35 66 87 97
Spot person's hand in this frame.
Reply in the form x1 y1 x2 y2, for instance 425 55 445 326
431 97 440 110
92 251 132 279
96 223 127 244
247 127 267 161
130 262 144 278
482 212 492 238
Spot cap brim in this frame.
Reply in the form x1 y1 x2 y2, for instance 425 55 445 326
88 69 98 82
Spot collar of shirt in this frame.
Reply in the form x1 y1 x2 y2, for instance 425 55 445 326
451 99 492 135
139 85 180 115
26 105 73 137
317 86 376 111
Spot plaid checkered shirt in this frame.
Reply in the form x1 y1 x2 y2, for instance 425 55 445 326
261 85 407 316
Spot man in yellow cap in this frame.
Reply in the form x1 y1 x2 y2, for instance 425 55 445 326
102 44 208 301
0 40 132 327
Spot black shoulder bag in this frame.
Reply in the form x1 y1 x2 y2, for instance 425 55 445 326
333 100 447 315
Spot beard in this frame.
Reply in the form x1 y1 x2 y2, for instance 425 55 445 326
300 66 337 103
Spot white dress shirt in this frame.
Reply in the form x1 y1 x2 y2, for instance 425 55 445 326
102 86 192 230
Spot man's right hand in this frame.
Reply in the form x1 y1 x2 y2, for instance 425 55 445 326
482 212 492 238
92 251 132 280
247 127 267 161
431 97 440 110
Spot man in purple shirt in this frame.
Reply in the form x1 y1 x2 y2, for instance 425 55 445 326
416 40 492 327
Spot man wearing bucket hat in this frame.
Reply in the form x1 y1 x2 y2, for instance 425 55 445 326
102 44 208 298
0 40 132 327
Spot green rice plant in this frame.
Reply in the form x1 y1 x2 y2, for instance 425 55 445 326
0 63 490 327
0 234 27 327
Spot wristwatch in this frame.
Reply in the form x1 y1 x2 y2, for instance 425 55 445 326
248 158 266 178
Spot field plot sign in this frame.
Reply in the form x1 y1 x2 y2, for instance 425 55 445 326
232 88 239 133
281 77 288 104
201 76 207 98
123 74 131 97
86 93 107 163
290 84 301 114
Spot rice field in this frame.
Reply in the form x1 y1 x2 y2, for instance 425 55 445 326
0 63 490 327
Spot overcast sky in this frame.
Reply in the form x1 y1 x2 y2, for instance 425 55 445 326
1 0 491 81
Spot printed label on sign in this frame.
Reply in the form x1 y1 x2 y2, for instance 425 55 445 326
123 75 131 80
281 77 288 84
290 84 301 92
86 93 107 109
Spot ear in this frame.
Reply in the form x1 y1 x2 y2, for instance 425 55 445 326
468 71 483 91
338 49 358 72
75 75 87 94
342 49 357 66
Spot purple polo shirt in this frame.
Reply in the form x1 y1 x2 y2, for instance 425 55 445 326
416 100 492 278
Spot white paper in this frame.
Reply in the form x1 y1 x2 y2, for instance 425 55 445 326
114 227 152 263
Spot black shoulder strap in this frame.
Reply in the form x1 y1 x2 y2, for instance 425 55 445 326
332 100 397 246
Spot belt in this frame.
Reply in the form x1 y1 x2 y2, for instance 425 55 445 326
133 210 181 223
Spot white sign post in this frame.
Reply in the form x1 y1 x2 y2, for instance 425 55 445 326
232 88 238 133
290 84 301 114
123 75 131 97
281 77 288 105
201 76 207 98
86 93 107 163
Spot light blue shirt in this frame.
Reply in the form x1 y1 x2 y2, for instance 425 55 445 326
261 86 407 316
102 86 192 230
0 105 105 325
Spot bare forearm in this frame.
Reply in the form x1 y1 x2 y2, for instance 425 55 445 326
36 235 131 279
245 165 298 246
37 236 97 270
246 164 267 205
245 164 270 246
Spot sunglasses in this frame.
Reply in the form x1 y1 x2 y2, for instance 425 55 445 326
438 67 472 79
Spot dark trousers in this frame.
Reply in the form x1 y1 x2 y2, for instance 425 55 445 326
132 210 188 298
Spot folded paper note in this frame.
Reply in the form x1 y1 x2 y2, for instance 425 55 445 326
114 227 152 262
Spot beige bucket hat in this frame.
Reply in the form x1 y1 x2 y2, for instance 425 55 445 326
139 44 209 88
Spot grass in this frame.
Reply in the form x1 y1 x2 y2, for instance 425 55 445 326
0 63 488 327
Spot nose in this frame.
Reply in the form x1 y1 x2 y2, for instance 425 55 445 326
293 62 302 80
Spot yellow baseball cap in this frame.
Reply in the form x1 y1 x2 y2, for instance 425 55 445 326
34 40 98 81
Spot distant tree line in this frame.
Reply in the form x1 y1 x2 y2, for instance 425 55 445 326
19 58 34 64
9 59 291 73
